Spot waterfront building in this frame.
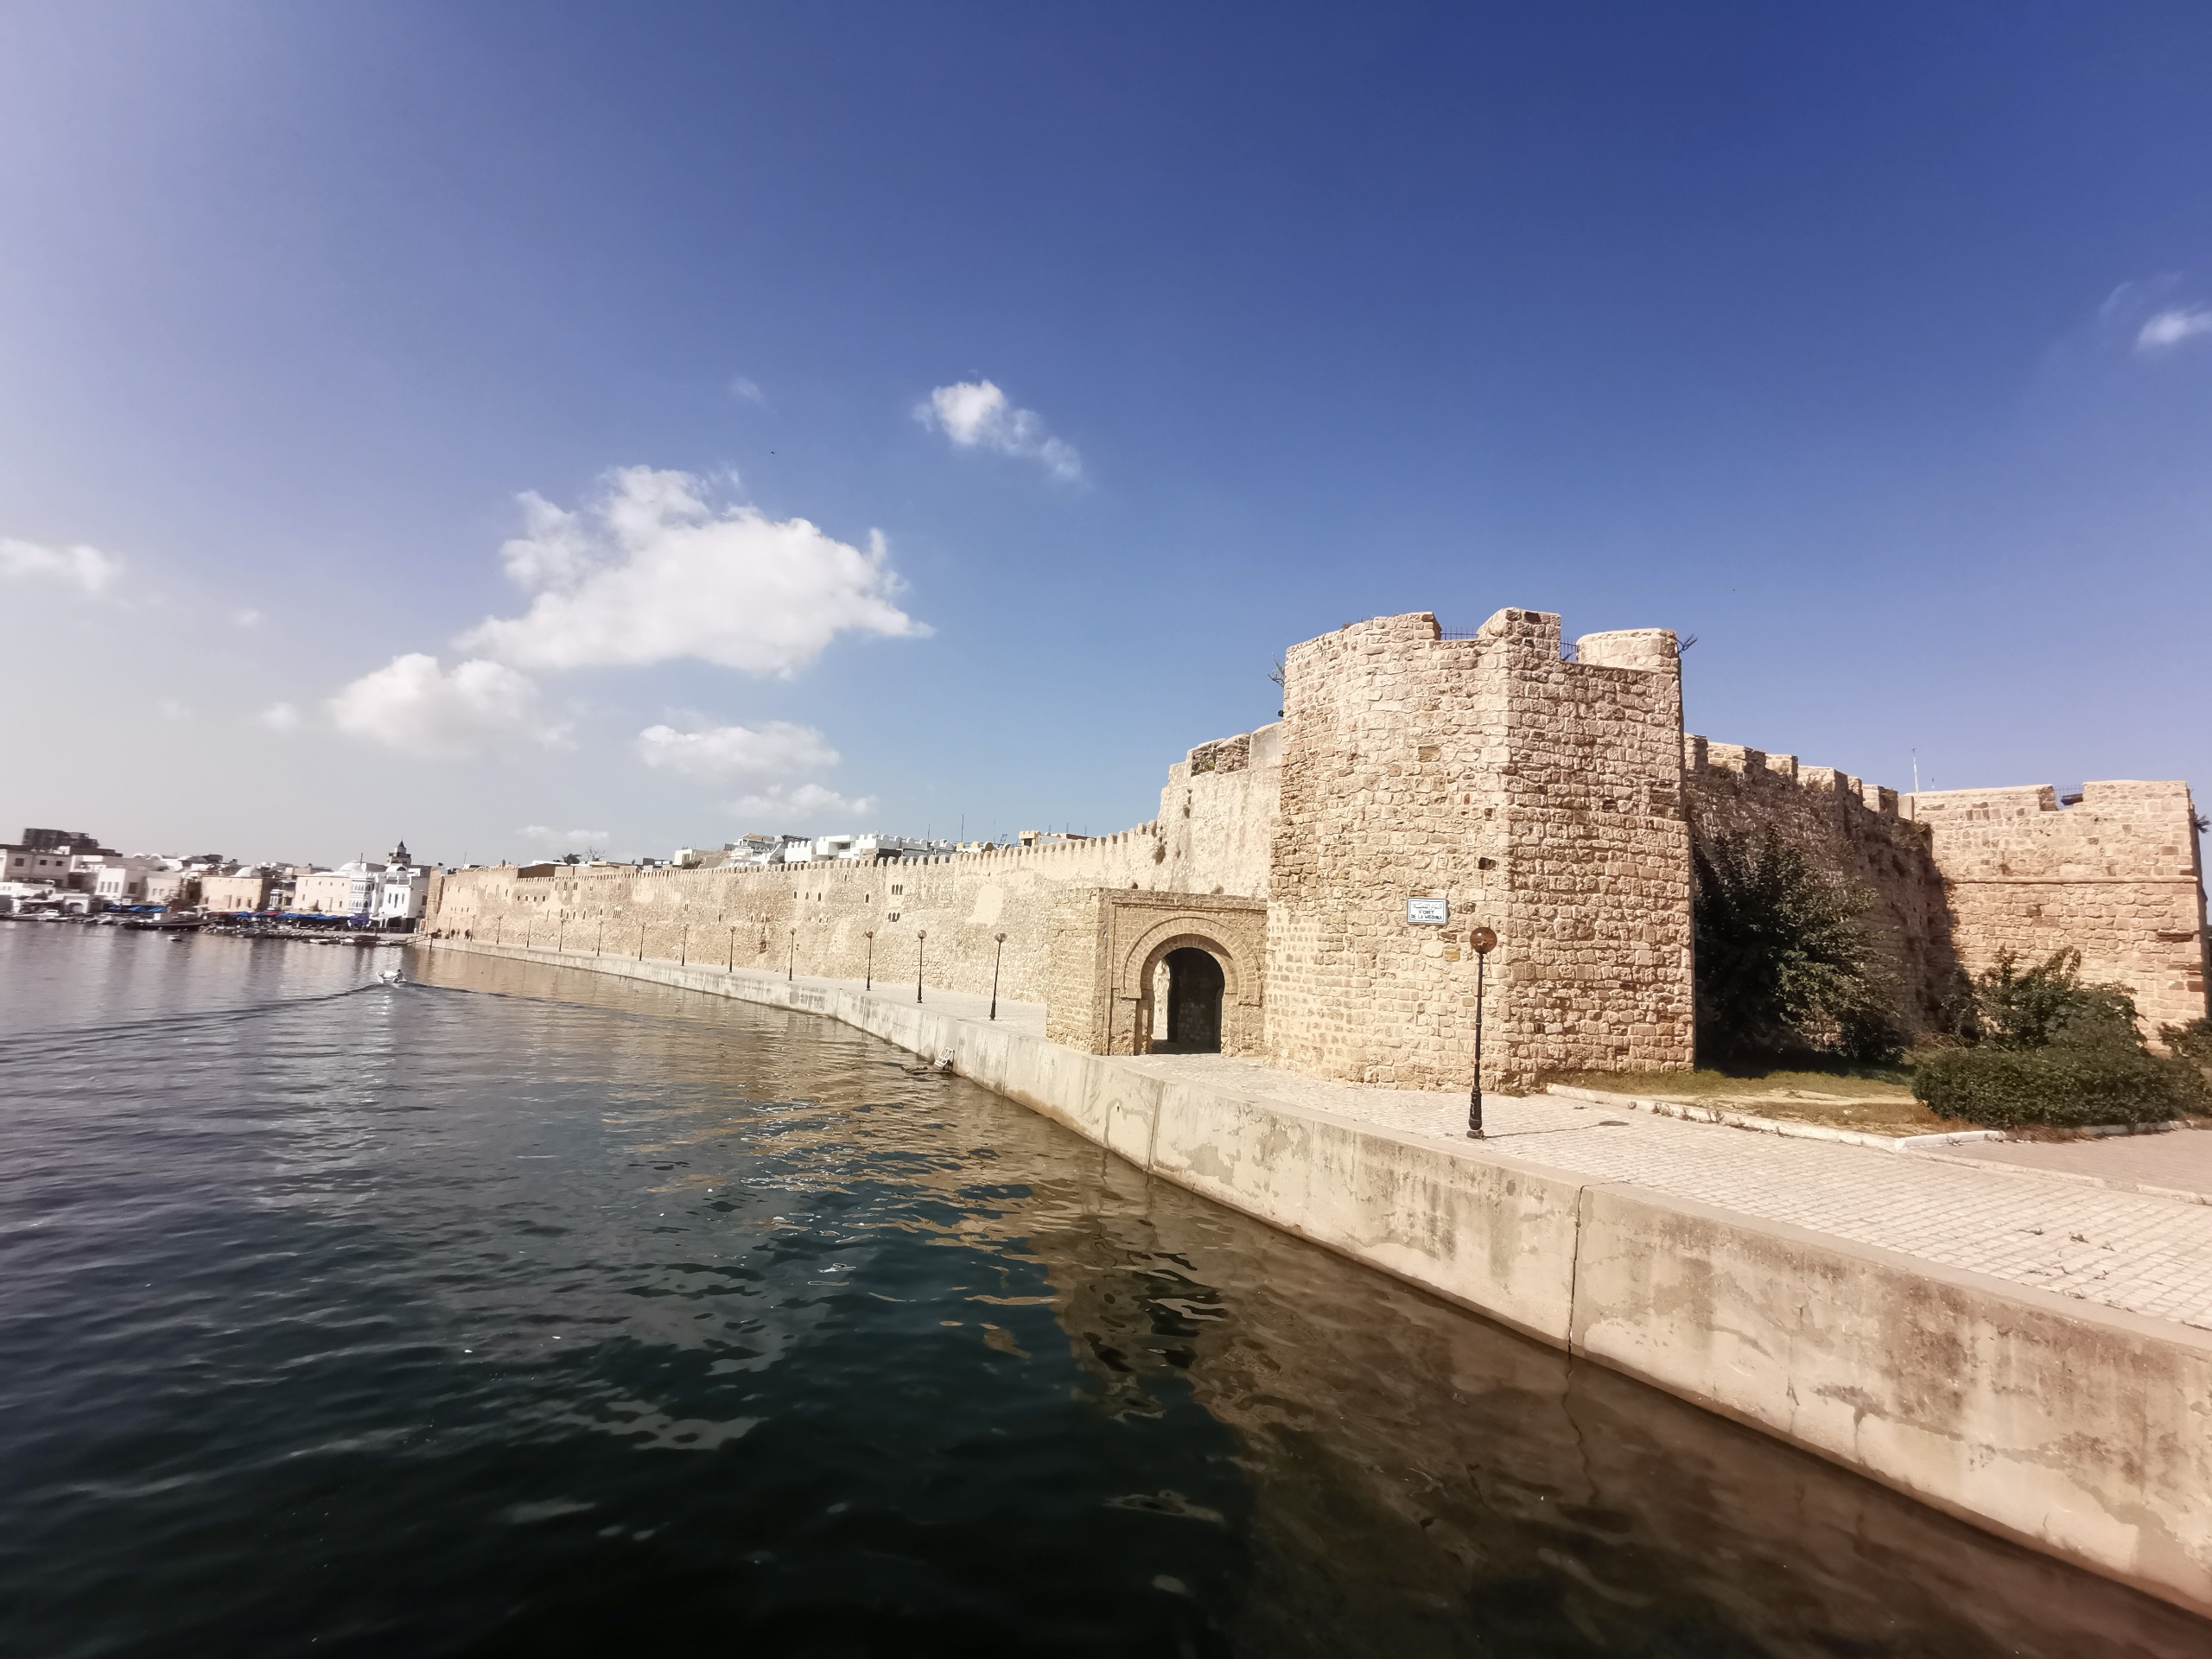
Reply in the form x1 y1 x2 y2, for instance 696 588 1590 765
143 868 201 908
293 863 378 916
376 844 431 927
1 841 79 886
88 855 168 906
200 871 274 915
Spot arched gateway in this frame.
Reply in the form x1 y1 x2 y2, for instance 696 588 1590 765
1043 888 1267 1058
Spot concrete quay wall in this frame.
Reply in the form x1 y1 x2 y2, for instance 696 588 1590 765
426 937 2212 1620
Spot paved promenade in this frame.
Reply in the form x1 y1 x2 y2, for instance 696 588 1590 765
1117 1050 2212 1333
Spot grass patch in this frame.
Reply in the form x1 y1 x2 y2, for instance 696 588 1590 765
1546 1062 1960 1137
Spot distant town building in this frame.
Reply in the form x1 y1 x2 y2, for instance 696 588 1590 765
143 868 202 907
200 872 274 914
18 829 109 855
1 841 77 886
293 863 378 916
88 855 167 906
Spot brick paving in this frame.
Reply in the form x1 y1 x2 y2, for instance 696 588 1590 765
1931 1127 2212 1203
1114 1051 2212 1334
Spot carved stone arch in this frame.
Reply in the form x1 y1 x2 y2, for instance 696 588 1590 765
1044 887 1268 1058
1127 925 1245 1052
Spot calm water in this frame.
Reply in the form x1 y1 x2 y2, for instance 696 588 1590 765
2 924 2204 1658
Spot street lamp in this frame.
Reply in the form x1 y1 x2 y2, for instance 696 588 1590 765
679 924 688 966
989 931 1007 1020
637 920 645 960
787 927 796 982
916 930 926 1003
1467 925 1497 1139
863 929 874 990
595 919 603 957
728 925 735 971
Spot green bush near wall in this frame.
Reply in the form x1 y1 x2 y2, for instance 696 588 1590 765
1913 1045 2209 1128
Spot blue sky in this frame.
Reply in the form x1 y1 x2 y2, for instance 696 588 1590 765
3 3 2209 865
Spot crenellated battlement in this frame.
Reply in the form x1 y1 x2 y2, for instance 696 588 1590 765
1686 734 1904 820
425 606 2204 1081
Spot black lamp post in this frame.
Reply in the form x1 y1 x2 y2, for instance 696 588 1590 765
679 924 688 966
637 920 645 960
916 930 926 1003
989 931 1007 1020
863 929 874 990
728 925 735 970
595 919 603 957
787 928 796 982
1467 926 1497 1139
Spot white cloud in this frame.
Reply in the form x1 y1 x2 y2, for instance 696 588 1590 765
728 781 876 822
2137 306 2212 353
259 702 302 732
728 376 767 406
329 653 562 758
916 380 1083 481
636 717 874 825
461 467 922 674
1 536 120 597
519 825 609 851
232 607 264 627
636 720 840 782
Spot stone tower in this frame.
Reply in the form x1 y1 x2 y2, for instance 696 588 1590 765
1265 607 1693 1090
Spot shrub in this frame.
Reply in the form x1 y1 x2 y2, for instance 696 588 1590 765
1968 949 2139 1051
2162 1016 2212 1071
1913 1044 2209 1128
1691 828 1902 1062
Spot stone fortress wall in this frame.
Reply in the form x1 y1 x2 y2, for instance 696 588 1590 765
1265 609 1693 1090
1681 737 1962 1029
425 605 2208 1084
1909 781 2209 1037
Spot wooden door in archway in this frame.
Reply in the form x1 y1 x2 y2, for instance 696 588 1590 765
1164 946 1224 1052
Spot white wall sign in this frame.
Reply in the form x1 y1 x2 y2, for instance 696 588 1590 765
1406 897 1449 925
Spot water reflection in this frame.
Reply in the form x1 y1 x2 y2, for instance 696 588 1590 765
0 928 2200 1657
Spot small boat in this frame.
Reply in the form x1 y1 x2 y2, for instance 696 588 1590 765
377 967 404 985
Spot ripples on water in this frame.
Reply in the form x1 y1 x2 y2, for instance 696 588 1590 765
1 924 2204 1658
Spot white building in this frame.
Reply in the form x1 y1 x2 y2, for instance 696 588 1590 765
293 863 377 916
88 855 167 906
376 844 431 926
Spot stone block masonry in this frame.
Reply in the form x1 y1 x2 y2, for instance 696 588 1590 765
1268 610 1692 1090
423 603 2205 1083
1910 781 2209 1039
1684 736 1962 1030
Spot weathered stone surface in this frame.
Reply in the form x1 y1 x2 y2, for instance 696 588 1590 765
423 605 2205 1077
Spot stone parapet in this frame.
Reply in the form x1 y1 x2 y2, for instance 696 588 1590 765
1684 734 1961 1032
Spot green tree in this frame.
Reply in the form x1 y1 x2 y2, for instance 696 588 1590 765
1691 828 1900 1061
1969 948 2139 1050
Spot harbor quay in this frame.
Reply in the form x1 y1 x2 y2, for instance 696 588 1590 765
417 605 2212 1619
